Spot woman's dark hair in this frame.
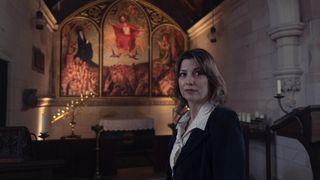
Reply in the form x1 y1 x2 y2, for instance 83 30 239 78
174 48 227 114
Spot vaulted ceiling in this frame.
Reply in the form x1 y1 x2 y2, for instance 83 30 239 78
44 0 223 31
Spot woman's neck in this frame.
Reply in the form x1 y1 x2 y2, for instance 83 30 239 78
188 101 206 121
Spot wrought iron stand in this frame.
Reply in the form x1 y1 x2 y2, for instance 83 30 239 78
91 124 104 180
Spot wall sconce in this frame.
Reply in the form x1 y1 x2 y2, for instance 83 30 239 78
35 10 44 30
22 89 38 111
209 26 217 43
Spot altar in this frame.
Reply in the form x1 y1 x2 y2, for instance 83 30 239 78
99 118 155 168
99 117 154 131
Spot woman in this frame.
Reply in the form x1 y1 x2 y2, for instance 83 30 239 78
168 48 245 180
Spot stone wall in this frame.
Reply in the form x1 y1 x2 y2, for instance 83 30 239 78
188 0 319 179
0 0 56 134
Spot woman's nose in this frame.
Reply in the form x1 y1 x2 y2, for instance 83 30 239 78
185 75 195 85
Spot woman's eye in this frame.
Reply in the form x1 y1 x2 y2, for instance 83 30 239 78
179 72 186 77
194 70 204 76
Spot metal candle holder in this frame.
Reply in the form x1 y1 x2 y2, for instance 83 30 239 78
38 132 49 140
274 93 289 114
61 110 81 139
91 124 104 180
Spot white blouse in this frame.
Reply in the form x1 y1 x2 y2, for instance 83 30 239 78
169 101 215 171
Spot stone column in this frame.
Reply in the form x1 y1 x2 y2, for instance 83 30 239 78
268 0 304 108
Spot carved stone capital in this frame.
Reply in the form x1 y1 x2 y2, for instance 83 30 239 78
273 68 303 77
268 23 304 41
281 77 301 93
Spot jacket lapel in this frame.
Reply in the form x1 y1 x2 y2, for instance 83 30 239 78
174 128 209 167
169 129 177 151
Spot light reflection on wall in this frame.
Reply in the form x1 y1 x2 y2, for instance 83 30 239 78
37 98 51 137
37 107 45 136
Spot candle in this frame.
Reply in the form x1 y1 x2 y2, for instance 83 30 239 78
277 80 282 94
237 112 242 122
254 111 259 119
241 112 246 122
41 112 47 133
246 113 251 123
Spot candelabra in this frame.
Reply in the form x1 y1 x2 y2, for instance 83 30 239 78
51 92 95 139
61 110 81 139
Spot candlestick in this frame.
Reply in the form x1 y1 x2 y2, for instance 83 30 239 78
38 132 49 140
274 93 288 114
91 124 104 180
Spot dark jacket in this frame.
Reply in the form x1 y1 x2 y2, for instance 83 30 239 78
167 106 245 180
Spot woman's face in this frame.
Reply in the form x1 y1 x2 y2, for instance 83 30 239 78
178 58 209 105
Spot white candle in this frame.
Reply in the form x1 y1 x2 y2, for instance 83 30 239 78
246 113 251 123
241 112 246 122
237 112 242 122
254 111 259 119
277 80 282 94
41 112 47 133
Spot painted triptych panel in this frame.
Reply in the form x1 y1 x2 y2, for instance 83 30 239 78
152 25 185 96
58 0 187 99
102 1 149 96
60 19 100 96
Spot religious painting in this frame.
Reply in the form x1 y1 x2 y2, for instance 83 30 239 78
32 46 45 74
152 25 185 96
60 19 100 96
102 0 149 96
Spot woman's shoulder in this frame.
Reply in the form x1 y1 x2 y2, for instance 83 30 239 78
212 105 238 117
206 105 239 128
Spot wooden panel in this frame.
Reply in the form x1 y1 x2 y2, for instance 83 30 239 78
153 135 171 172
0 59 7 127
31 135 171 179
101 130 154 168
0 160 64 180
271 105 320 180
32 138 116 178
311 111 320 142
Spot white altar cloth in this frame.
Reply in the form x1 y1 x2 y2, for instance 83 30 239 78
99 118 154 131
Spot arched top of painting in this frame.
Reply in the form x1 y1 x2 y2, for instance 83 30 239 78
60 18 100 67
61 18 100 39
152 24 187 46
151 24 187 68
77 4 107 25
101 0 149 29
57 0 116 27
102 0 150 66
137 1 185 32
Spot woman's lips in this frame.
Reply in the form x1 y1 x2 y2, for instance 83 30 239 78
184 89 197 93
